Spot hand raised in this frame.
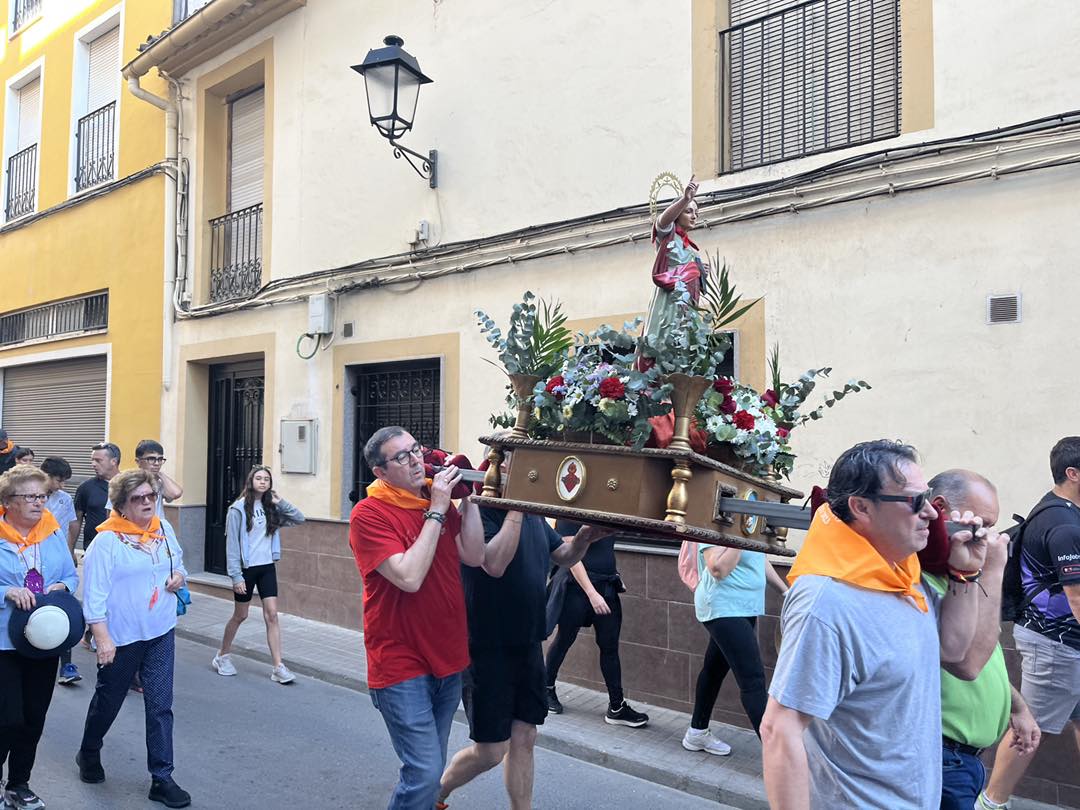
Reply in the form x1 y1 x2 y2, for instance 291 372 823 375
945 510 990 572
430 465 462 514
683 174 699 202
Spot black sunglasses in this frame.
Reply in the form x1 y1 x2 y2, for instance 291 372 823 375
864 488 933 514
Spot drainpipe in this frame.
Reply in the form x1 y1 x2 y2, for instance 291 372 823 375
124 73 179 392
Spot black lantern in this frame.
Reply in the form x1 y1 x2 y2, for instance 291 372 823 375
351 35 438 188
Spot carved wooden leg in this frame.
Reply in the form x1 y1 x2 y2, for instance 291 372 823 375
665 459 693 523
481 446 504 497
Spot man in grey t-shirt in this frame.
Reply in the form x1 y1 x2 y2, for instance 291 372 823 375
761 440 990 809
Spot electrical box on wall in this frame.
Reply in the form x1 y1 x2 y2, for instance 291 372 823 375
280 419 317 474
308 293 333 335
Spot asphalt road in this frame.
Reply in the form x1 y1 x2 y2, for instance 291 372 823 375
28 637 729 809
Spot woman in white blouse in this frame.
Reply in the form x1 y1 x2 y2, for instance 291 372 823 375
76 469 191 809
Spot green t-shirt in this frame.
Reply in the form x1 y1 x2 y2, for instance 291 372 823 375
924 573 1011 748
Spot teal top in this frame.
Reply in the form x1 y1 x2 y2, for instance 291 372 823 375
695 545 765 622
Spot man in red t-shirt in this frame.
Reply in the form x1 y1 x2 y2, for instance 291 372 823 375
349 426 485 810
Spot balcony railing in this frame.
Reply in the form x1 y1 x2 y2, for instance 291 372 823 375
12 0 42 31
209 204 263 303
75 102 117 192
0 292 109 347
5 144 38 221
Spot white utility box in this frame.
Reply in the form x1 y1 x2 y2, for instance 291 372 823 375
308 293 333 335
280 419 317 474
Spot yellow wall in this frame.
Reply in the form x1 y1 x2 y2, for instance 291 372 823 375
0 1 173 455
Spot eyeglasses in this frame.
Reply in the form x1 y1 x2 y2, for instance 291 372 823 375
139 456 167 464
865 488 933 514
128 492 157 504
11 493 47 503
382 444 424 467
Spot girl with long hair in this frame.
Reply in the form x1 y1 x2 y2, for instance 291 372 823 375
212 465 304 684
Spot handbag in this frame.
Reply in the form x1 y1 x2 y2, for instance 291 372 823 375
165 539 192 616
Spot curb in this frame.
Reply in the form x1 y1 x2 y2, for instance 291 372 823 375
174 625 768 809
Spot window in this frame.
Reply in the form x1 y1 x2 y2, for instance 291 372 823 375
4 74 41 221
11 0 42 33
75 26 120 192
0 292 108 347
209 86 264 302
720 0 901 171
172 0 212 25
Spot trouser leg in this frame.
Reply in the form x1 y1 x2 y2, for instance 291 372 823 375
139 630 176 780
690 632 731 729
3 655 59 786
592 590 625 706
704 616 767 735
80 637 146 754
544 585 589 687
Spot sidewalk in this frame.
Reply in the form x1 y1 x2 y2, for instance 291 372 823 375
176 589 1054 809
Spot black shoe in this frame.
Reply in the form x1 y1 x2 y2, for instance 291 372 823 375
605 700 649 728
76 750 105 783
149 778 191 808
546 686 563 715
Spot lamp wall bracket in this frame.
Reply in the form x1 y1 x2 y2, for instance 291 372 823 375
389 139 438 188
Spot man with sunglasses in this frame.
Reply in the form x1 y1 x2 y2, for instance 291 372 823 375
762 440 989 810
134 440 183 518
349 426 486 810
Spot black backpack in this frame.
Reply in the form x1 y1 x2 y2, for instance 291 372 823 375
1000 499 1080 623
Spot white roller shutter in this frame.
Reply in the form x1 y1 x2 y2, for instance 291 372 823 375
228 88 264 212
1 356 107 489
17 78 40 151
86 26 120 113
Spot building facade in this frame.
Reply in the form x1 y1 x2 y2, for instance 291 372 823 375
128 0 1078 802
0 0 173 483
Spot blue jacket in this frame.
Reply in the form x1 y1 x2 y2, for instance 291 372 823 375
0 524 79 651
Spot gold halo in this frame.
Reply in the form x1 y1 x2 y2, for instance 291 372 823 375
649 171 684 222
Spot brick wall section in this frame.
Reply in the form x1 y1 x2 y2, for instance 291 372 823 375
274 517 363 631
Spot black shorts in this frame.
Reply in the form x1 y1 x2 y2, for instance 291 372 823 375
234 563 278 603
462 643 548 743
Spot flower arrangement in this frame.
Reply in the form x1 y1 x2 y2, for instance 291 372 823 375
531 322 671 449
639 281 730 378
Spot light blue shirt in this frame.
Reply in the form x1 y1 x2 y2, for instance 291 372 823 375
0 527 79 651
694 545 766 622
45 490 76 528
83 519 187 646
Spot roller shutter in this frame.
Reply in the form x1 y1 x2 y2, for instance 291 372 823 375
228 87 264 212
86 26 120 113
1 356 107 488
17 78 40 151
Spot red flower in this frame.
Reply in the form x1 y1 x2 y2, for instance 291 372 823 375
545 375 566 400
599 377 626 400
720 396 737 416
733 410 756 431
777 427 790 439
761 389 779 408
713 376 734 395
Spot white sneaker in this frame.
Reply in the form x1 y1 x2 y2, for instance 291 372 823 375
211 653 237 676
681 727 732 756
271 664 296 684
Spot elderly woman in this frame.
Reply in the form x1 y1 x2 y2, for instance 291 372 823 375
76 469 190 809
0 465 78 810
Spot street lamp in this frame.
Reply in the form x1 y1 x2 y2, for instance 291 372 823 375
351 35 438 188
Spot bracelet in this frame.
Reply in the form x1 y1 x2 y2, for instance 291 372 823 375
423 510 447 525
947 568 983 584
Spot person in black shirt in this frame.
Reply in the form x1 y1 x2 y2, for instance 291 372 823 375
438 451 609 810
0 430 20 474
72 443 121 553
544 519 648 728
984 436 1080 809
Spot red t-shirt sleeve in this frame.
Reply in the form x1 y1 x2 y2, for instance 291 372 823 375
350 504 407 576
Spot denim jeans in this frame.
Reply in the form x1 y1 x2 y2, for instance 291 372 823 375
940 744 986 810
370 673 462 810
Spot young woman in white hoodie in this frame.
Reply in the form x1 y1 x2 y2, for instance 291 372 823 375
212 466 304 683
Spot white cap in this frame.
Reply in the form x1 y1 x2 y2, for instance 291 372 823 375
23 604 71 650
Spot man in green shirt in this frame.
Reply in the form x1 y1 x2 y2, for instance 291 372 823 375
922 470 1041 810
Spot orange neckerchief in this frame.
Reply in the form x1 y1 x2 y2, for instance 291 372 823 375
788 503 927 612
0 507 60 552
365 479 432 511
96 511 165 544
0 440 13 454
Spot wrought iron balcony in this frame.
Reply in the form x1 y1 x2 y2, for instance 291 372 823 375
5 144 38 221
0 292 109 347
12 0 42 31
75 102 117 192
208 204 263 303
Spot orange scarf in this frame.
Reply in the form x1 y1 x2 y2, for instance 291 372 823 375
96 511 165 544
365 479 432 511
788 503 927 612
0 507 60 552
0 440 13 454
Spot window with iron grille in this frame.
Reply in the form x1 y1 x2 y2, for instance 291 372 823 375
0 292 109 347
11 0 42 32
720 0 901 172
349 360 441 504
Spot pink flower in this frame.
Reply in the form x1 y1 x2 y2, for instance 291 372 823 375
733 410 756 431
777 427 790 439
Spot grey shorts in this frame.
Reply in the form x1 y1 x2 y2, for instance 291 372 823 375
1014 623 1080 734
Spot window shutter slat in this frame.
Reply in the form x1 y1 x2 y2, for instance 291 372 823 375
229 88 265 212
87 27 120 113
17 79 40 151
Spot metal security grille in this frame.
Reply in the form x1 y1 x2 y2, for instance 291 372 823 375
5 144 37 221
351 359 441 503
208 204 263 302
0 292 108 347
75 102 117 191
721 0 901 171
12 0 42 31
1 356 107 489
